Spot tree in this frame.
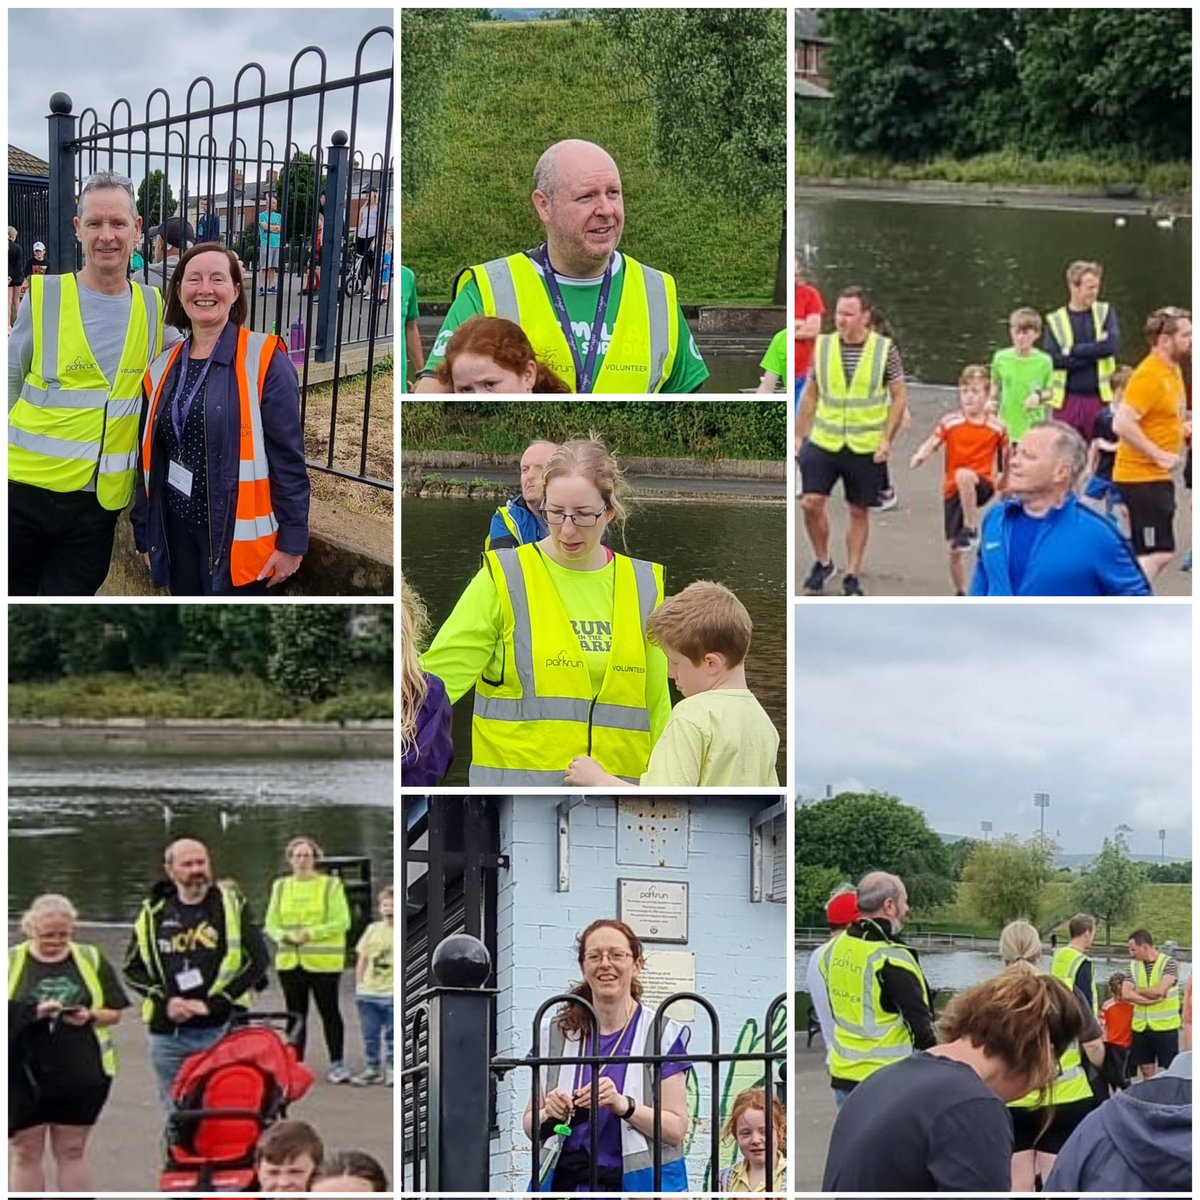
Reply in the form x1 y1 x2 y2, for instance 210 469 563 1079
136 170 177 229
795 862 850 927
267 607 348 701
1071 834 1147 945
947 836 981 880
400 10 476 200
8 608 62 682
960 836 1056 930
795 791 955 911
592 8 788 301
1146 861 1191 884
280 150 324 245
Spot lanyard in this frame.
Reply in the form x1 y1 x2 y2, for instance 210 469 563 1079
538 244 613 395
171 343 214 444
571 1001 638 1095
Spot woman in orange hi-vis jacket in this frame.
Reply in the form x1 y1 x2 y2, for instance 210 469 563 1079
131 243 309 594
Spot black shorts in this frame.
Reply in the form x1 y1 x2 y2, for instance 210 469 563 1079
1009 1095 1096 1154
9 1075 112 1133
799 441 879 509
1130 1027 1179 1069
943 479 995 542
1119 480 1176 555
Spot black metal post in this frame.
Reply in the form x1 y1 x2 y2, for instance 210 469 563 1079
426 932 495 1191
315 128 348 362
47 92 76 274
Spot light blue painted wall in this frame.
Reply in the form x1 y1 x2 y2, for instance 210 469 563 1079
489 795 786 1191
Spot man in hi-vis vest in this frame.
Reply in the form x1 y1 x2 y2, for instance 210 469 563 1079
797 286 908 596
8 170 181 595
1123 927 1181 1080
413 139 709 394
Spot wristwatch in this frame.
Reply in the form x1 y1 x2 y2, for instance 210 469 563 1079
621 1095 636 1121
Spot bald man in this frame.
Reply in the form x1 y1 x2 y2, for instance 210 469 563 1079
486 439 558 549
414 138 708 394
123 837 269 1109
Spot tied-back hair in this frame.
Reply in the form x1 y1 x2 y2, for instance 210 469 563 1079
721 1086 787 1155
436 315 570 393
556 918 644 1036
936 969 1086 1104
400 577 431 761
541 435 629 537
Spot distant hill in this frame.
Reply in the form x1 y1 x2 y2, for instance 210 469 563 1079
939 833 1189 870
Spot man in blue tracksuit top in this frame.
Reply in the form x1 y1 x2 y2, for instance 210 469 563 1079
485 439 557 549
971 422 1150 596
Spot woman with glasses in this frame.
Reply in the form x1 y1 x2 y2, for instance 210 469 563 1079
422 436 670 785
523 919 692 1191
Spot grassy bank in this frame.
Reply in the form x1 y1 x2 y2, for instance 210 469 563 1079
402 20 779 305
9 671 393 722
924 881 1192 946
400 399 787 459
794 144 1191 198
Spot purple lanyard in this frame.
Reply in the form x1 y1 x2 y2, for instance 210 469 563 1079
538 244 613 395
571 1005 638 1094
170 343 214 444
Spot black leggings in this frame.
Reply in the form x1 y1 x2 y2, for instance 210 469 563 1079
278 968 344 1062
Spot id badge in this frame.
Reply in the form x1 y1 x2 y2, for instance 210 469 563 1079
168 460 194 497
175 966 204 991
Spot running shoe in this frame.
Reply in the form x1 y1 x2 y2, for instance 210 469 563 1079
268 286 278 294
802 560 837 595
351 1066 384 1086
384 1065 394 1087
1182 551 1192 573
951 527 978 550
256 286 266 297
327 1063 350 1084
841 573 865 596
873 488 899 512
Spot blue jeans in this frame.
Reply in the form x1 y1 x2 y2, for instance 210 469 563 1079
149 1023 229 1110
356 994 393 1068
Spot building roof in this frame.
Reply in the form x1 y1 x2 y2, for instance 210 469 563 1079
795 78 832 101
9 145 49 177
797 9 829 43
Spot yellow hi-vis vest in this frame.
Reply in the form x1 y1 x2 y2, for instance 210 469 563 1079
1046 303 1116 406
810 331 892 454
819 925 930 1082
9 273 163 508
1131 952 1181 1032
459 251 680 393
471 544 664 786
1051 944 1099 1013
266 874 350 973
8 940 118 1077
1009 973 1093 1108
132 883 247 1024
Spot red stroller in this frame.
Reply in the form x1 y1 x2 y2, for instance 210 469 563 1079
159 1013 314 1192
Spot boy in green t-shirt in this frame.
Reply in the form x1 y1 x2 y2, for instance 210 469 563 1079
351 886 393 1087
565 581 779 788
990 307 1055 443
755 328 788 392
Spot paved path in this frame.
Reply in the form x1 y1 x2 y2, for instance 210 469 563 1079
12 924 393 1192
795 1037 837 1192
796 384 1193 597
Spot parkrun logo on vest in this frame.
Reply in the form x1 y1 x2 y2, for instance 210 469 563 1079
62 355 97 373
545 650 584 669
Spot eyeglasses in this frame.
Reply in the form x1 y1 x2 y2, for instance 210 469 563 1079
583 949 633 964
545 508 608 528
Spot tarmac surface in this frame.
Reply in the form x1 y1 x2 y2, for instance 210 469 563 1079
10 923 393 1193
795 384 1193 597
795 1036 838 1192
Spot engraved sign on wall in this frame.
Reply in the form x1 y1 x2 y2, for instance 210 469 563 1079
617 878 689 943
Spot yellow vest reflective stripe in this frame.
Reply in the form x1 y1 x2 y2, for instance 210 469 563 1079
810 331 892 454
819 928 929 1082
268 875 349 973
133 883 247 1023
10 273 163 508
1047 303 1115 406
461 252 679 393
484 503 522 551
8 941 117 1077
1051 945 1098 1013
1131 952 1181 1031
1009 973 1092 1107
472 544 663 785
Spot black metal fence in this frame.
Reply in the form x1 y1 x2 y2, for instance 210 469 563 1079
42 27 393 490
8 177 49 264
403 931 786 1194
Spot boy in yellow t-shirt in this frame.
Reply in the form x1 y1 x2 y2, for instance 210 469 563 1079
351 886 393 1087
565 581 779 787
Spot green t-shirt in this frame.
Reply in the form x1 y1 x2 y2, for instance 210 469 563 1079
760 328 788 378
990 346 1054 442
427 252 709 394
401 264 418 389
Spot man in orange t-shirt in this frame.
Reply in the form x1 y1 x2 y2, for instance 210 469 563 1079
1114 307 1191 581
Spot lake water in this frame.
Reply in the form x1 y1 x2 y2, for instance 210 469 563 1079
401 495 788 785
8 755 394 923
797 195 1193 383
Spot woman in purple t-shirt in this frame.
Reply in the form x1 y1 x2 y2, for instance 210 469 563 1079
524 919 692 1192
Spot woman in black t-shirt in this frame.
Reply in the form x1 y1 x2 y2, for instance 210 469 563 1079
8 893 129 1191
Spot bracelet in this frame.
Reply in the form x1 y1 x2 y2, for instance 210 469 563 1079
621 1095 636 1121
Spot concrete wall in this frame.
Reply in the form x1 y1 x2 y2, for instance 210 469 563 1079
490 795 786 1191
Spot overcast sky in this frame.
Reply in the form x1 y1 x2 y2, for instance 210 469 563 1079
8 9 392 193
796 604 1192 858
